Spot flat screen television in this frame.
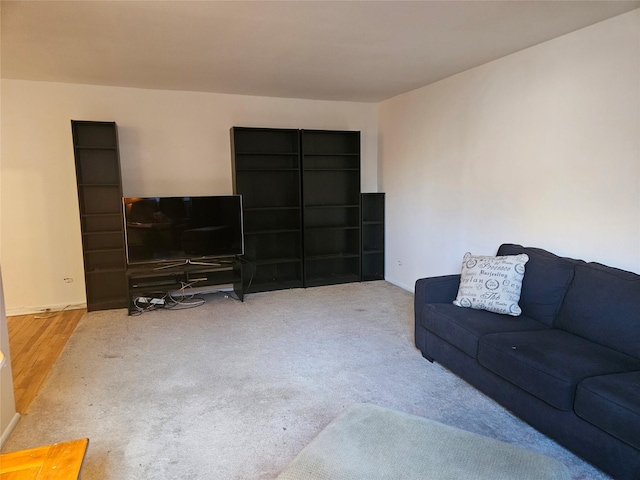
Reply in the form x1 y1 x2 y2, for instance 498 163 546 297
123 195 244 266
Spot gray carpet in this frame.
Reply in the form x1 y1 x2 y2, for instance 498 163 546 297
2 282 609 479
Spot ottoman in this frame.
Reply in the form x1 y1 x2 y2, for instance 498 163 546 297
277 403 570 480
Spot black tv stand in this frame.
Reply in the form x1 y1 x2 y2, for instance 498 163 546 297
126 257 244 315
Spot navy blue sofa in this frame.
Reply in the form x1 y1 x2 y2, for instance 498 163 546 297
415 244 640 479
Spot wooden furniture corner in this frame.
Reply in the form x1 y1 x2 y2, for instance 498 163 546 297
0 438 88 479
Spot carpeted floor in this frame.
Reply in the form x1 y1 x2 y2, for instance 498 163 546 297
2 282 609 479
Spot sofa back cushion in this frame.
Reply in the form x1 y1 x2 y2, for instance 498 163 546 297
497 244 579 326
557 262 640 359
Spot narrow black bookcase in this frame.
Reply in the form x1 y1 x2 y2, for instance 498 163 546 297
231 127 304 293
71 120 128 310
301 130 361 287
361 193 385 281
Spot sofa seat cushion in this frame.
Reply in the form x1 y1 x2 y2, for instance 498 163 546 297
422 304 548 358
575 371 640 450
497 244 579 326
478 330 640 411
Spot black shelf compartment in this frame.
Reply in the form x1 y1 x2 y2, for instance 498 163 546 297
243 206 301 233
302 170 360 207
301 130 360 156
79 185 122 215
235 170 301 210
85 269 128 310
244 258 303 293
243 230 302 262
234 153 299 171
72 121 119 148
82 231 124 251
81 213 123 232
362 224 384 252
75 149 121 184
304 256 361 287
304 204 360 229
362 252 384 281
304 228 360 260
302 156 359 170
361 193 385 281
84 250 127 271
232 127 299 154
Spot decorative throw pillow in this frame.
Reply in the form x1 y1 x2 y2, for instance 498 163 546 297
453 252 529 316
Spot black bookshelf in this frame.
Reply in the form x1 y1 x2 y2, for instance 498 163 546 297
71 121 128 311
302 130 361 286
361 193 385 281
231 127 304 292
232 127 364 290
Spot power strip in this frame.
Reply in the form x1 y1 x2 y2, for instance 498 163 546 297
136 297 165 305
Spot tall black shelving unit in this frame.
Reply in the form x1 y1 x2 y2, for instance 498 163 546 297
361 193 385 281
231 127 304 293
231 127 363 290
71 120 128 311
302 130 361 286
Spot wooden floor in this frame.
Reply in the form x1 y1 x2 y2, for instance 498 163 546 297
7 309 86 414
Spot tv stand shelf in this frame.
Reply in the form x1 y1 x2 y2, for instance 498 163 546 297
126 259 243 315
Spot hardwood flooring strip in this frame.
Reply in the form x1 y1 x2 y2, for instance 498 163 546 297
7 309 86 414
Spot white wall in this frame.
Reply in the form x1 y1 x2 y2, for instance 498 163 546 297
0 82 378 314
380 10 640 291
0 269 20 447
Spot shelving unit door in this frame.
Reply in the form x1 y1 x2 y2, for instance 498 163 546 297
231 127 303 292
302 130 361 287
361 193 385 281
71 120 128 310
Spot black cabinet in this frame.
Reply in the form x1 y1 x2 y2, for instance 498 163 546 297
361 193 385 281
231 127 303 293
71 121 128 311
232 127 364 290
302 130 361 286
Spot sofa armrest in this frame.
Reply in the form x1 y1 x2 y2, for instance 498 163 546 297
415 275 461 306
414 275 461 356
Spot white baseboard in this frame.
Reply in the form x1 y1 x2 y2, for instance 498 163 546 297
5 303 87 317
384 277 414 293
0 412 20 449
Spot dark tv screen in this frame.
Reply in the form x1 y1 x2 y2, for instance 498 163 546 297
123 195 244 265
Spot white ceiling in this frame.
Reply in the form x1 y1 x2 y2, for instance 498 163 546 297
2 1 638 102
